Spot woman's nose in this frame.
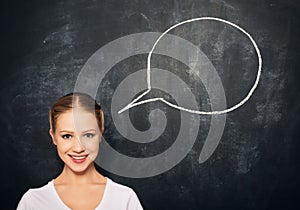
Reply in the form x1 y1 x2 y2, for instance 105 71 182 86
72 137 85 152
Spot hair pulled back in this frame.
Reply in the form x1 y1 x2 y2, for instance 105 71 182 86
49 92 104 134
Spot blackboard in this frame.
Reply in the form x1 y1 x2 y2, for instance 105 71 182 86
1 0 300 209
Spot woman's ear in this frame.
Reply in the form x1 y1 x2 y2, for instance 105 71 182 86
49 129 57 145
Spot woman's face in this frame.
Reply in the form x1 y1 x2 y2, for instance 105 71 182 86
49 108 101 173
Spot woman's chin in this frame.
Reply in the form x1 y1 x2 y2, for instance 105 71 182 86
64 160 94 174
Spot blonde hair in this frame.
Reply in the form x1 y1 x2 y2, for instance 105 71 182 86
49 92 104 134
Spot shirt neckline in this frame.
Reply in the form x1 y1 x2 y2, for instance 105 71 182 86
49 177 110 210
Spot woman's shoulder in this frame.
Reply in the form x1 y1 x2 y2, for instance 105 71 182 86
106 177 136 196
100 177 144 210
24 180 53 197
19 180 52 197
17 179 59 210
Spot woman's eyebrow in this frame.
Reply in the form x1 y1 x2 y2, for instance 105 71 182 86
59 130 74 133
82 129 96 133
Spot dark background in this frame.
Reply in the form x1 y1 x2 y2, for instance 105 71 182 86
1 0 300 209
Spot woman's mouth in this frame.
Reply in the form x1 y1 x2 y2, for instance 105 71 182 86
68 154 88 164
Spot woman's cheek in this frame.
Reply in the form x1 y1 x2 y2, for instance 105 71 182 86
83 140 100 160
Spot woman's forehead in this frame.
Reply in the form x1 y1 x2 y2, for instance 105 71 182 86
56 110 98 131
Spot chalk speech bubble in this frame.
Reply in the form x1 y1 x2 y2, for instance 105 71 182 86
73 17 262 178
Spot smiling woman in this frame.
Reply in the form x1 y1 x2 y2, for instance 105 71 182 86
17 92 144 210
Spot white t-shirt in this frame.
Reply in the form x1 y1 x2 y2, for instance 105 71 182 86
17 177 143 210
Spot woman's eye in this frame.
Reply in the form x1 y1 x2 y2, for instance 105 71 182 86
62 134 72 139
84 133 95 138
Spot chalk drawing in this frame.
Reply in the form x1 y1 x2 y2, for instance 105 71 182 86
74 17 262 178
118 17 262 115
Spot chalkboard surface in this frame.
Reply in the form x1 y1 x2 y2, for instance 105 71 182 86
1 0 300 209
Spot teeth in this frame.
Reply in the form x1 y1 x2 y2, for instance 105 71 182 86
72 156 87 160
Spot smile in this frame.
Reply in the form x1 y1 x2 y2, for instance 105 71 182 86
68 155 88 163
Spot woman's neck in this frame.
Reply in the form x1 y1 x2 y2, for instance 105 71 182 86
55 163 105 185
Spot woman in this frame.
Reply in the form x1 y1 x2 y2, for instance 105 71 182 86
17 92 144 210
